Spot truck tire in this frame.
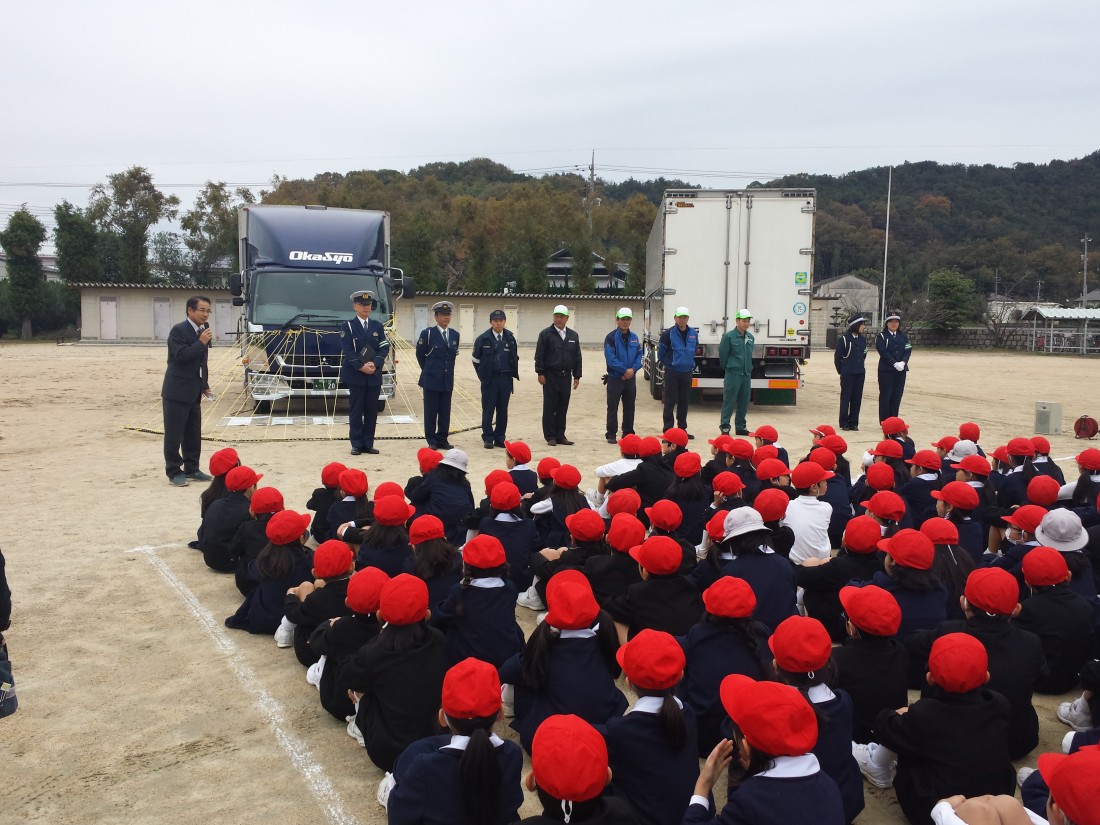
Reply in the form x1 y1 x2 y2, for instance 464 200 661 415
649 363 663 400
253 399 271 414
376 399 386 414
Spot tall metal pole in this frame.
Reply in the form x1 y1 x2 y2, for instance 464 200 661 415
880 166 892 324
586 149 596 232
1082 234 1092 308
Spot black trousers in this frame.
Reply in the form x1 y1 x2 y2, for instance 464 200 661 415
163 397 202 477
541 373 572 440
839 372 865 430
423 388 452 446
481 373 512 443
878 370 906 422
348 382 380 449
605 376 637 438
663 369 692 430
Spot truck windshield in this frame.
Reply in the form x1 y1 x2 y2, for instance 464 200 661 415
250 271 391 325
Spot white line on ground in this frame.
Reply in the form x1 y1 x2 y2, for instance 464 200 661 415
128 544 360 825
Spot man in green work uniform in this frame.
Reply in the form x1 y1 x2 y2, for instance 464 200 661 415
719 308 754 435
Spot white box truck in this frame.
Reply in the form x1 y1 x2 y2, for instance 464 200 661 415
642 188 816 404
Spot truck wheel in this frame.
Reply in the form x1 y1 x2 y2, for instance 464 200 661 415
649 367 662 401
376 399 386 413
254 399 271 414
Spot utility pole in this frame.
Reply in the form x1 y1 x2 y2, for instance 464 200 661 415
586 149 596 232
1083 234 1092 308
880 166 892 324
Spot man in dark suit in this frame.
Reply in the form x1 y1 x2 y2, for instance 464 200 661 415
340 290 390 455
415 301 458 449
161 295 214 486
471 308 519 449
534 304 582 446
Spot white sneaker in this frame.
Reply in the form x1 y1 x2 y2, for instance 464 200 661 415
517 585 545 611
376 772 396 807
852 742 896 789
346 714 365 747
306 656 326 689
1016 766 1036 788
1057 696 1093 732
274 617 295 648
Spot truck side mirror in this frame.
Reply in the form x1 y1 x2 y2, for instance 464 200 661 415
398 276 416 300
229 272 243 297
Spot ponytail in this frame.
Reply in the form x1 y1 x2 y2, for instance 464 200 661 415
657 692 686 750
451 717 502 825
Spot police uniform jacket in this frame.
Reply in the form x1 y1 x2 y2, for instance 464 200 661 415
683 760 845 825
585 552 644 606
416 325 459 392
476 516 541 591
833 635 910 744
430 580 525 668
225 549 314 635
809 689 865 825
1015 584 1096 694
472 326 520 383
605 702 699 825
604 575 704 639
606 456 675 511
198 491 253 573
834 330 867 376
339 316 388 387
309 612 381 720
284 578 353 667
356 541 412 577
387 733 524 825
875 328 911 372
534 325 582 378
721 553 799 634
604 328 642 378
797 552 885 643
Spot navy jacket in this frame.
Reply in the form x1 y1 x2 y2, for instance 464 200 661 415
508 468 539 496
161 319 209 402
472 327 520 383
416 326 459 392
356 541 412 576
721 553 798 634
309 612 381 720
658 324 699 373
403 553 463 613
868 571 947 639
534 324 582 377
283 577 353 667
898 475 938 527
834 331 867 376
833 635 910 744
306 485 340 543
477 516 541 591
810 690 865 824
875 328 911 372
1014 585 1096 694
820 476 854 549
430 581 525 668
607 456 675 511
683 768 845 825
604 576 704 639
339 316 388 388
585 552 644 606
408 473 476 546
797 552 885 643
198 491 253 573
225 549 314 635
604 328 642 378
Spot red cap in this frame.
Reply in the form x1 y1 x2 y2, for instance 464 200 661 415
545 570 599 630
720 674 818 756
753 487 790 522
703 575 756 618
959 422 980 442
964 568 1019 616
408 514 444 544
863 490 906 520
755 457 791 481
373 496 415 527
951 455 992 476
752 446 780 467
551 464 581 490
770 616 832 672
1007 437 1036 457
483 469 512 495
616 629 686 690
808 447 837 471
1030 436 1051 454
839 585 901 636
209 447 240 477
320 461 347 488
1022 546 1070 587
928 632 988 693
250 487 284 515
932 435 960 451
708 434 734 451
879 528 934 570
644 499 683 531
843 515 883 554
379 573 428 625
662 427 689 448
566 508 606 543
1004 504 1048 534
791 461 834 488
536 456 561 479
531 715 608 804
931 481 980 510
607 513 646 552
504 440 532 464
869 440 903 459
618 434 642 455
490 482 521 511
443 658 502 719
920 517 960 546
462 535 507 569
417 448 443 474
906 449 942 471
866 462 896 491
713 471 746 496
880 416 908 435
338 468 368 498
990 445 1010 463
226 465 263 492
1027 475 1061 506
1038 745 1100 825
809 424 837 438
815 434 848 454
265 510 311 545
637 437 663 458
629 535 682 575
674 451 702 478
722 438 755 460
346 566 389 613
313 539 354 578
374 481 404 500
606 488 641 517
705 510 729 542
1076 448 1100 471
748 424 778 442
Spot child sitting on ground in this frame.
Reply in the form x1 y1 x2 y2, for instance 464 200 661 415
305 461 345 544
280 539 354 667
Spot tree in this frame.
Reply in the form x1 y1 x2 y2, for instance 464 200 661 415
87 166 180 283
0 208 48 338
925 269 979 332
53 201 103 283
180 182 254 283
149 232 194 285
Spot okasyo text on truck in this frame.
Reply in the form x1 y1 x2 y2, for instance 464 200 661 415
642 188 816 404
229 204 415 411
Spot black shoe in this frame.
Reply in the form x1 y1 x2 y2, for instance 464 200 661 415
686 433 695 440
494 441 507 448
484 442 495 449
850 426 859 432
350 448 362 455
365 447 380 455
546 439 557 446
186 470 213 482
427 442 439 449
557 438 575 446
720 427 731 435
169 474 189 487
735 429 750 436
606 435 617 444
439 441 455 450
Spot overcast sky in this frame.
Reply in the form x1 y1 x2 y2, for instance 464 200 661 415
3 0 1098 251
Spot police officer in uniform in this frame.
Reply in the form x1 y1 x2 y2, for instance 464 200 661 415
340 290 390 455
603 306 641 444
834 313 867 432
472 308 519 449
416 301 459 449
534 304 581 446
876 310 911 422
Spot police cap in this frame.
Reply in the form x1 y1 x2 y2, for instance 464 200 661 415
489 309 506 321
432 301 453 315
350 290 375 304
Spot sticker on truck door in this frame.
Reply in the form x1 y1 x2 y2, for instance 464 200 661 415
795 271 808 285
793 302 807 315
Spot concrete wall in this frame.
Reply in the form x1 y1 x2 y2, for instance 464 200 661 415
78 287 241 342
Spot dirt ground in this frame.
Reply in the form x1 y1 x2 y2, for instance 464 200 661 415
2 340 1096 825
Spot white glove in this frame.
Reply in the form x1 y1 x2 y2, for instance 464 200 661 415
893 361 906 372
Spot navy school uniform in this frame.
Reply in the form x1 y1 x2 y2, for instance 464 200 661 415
886 435 916 461
355 540 412 576
797 552 885 643
509 467 539 496
387 733 524 825
533 497 589 550
898 473 938 527
730 463 762 504
309 612 381 720
225 548 314 635
530 541 609 603
585 552 644 605
807 687 865 824
1033 457 1066 485
231 512 275 596
283 577 353 667
430 578 525 668
328 497 369 540
408 473 476 546
198 491 253 573
721 552 798 634
671 496 712 548
517 797 638 825
605 699 699 825
954 515 986 563
996 470 1030 509
403 552 463 612
606 456 675 511
820 475 854 549
763 521 796 559
691 548 735 594
1014 583 1096 694
476 514 541 591
603 575 704 638
832 634 910 744
306 486 341 543
701 455 728 486
868 571 947 639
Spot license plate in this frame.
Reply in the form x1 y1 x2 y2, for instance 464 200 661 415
310 379 338 391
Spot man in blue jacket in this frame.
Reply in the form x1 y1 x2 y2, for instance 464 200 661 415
471 308 520 449
416 301 459 449
834 313 867 432
658 307 699 436
603 307 642 444
876 310 911 422
340 290 390 455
